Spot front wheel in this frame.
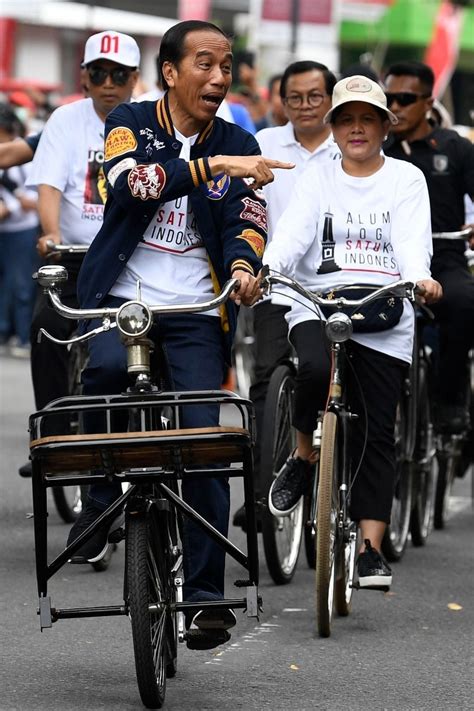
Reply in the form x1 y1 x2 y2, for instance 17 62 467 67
261 365 303 584
126 508 175 709
315 412 339 638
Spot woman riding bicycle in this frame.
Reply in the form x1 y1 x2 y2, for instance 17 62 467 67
264 76 442 589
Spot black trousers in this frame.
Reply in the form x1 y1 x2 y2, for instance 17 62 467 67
290 321 406 524
431 254 474 406
248 301 291 493
30 256 83 430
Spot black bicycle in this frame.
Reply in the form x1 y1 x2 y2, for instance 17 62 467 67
262 270 417 637
29 265 261 709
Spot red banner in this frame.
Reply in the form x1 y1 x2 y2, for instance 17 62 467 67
424 1 463 98
262 0 333 24
178 0 211 21
0 18 16 80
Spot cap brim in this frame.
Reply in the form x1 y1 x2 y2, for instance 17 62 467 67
323 98 398 125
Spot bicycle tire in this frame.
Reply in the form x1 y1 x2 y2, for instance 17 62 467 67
315 412 338 638
334 524 357 617
410 362 437 546
126 508 175 709
261 364 303 585
433 450 457 530
382 402 413 562
52 484 88 524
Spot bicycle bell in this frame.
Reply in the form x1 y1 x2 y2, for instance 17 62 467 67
35 265 69 288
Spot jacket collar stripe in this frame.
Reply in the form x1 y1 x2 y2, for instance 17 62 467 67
156 97 173 136
197 121 213 144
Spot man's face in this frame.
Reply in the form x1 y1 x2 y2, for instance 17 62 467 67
384 74 432 138
85 59 138 119
163 30 233 133
282 70 332 136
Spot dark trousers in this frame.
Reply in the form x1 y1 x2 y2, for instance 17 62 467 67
431 256 474 406
248 301 291 492
82 299 228 603
290 321 406 524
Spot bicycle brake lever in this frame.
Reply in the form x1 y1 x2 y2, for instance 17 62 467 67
38 321 116 345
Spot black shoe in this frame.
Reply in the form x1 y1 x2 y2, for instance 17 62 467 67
186 607 235 651
66 498 123 564
19 461 32 478
268 455 312 517
435 404 470 435
232 503 262 533
357 539 392 590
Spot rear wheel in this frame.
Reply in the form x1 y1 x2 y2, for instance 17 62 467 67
410 362 437 546
126 507 176 709
315 412 339 638
261 365 303 584
303 461 319 570
433 446 457 530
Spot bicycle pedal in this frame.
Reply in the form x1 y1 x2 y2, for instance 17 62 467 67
108 527 125 543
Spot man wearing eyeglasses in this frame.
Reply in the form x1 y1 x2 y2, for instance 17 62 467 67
383 60 474 434
22 31 139 474
233 61 339 530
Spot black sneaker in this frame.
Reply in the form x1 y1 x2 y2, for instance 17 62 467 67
357 539 392 590
66 498 123 564
268 455 312 517
186 608 236 651
19 461 32 478
232 503 262 533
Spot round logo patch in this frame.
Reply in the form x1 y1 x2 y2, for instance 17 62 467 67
203 173 231 200
128 163 167 201
105 127 138 161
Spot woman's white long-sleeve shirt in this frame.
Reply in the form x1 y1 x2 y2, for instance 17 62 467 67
264 156 433 364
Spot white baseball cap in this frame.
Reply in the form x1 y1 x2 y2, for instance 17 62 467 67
83 31 140 68
324 75 398 125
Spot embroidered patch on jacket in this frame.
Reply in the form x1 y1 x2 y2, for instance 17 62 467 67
105 127 138 161
240 197 267 232
242 177 265 201
203 173 231 200
107 157 137 187
236 229 265 258
128 164 167 200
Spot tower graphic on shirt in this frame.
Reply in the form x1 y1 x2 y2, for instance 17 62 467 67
317 208 341 274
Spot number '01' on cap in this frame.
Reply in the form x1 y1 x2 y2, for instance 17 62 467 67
83 31 140 68
323 75 398 125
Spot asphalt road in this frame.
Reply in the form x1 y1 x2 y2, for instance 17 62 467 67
1 353 473 711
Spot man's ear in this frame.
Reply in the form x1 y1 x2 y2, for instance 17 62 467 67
161 61 175 89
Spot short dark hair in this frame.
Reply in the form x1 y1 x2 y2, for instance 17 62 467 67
280 61 337 99
158 20 229 90
0 102 24 137
340 63 380 84
330 103 389 125
384 61 434 95
268 74 282 95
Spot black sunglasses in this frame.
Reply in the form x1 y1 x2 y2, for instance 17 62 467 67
87 65 134 87
385 91 430 107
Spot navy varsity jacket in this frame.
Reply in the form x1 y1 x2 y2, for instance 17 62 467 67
77 94 268 356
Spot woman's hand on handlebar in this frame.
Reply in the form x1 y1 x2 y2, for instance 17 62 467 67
37 233 61 258
416 278 443 305
230 269 263 306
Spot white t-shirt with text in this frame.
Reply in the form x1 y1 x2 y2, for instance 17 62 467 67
27 98 106 246
265 156 433 363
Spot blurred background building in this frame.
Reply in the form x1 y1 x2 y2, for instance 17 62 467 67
0 0 473 127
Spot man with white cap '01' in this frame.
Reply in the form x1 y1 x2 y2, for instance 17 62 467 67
21 31 140 482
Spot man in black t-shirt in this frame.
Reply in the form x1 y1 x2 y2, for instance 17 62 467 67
383 60 474 433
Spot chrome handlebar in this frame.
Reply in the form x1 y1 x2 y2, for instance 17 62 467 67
45 240 89 254
432 228 472 240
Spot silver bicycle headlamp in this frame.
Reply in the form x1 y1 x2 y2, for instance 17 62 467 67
325 312 353 343
116 301 153 337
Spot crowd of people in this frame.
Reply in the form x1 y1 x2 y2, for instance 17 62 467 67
1 19 473 651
